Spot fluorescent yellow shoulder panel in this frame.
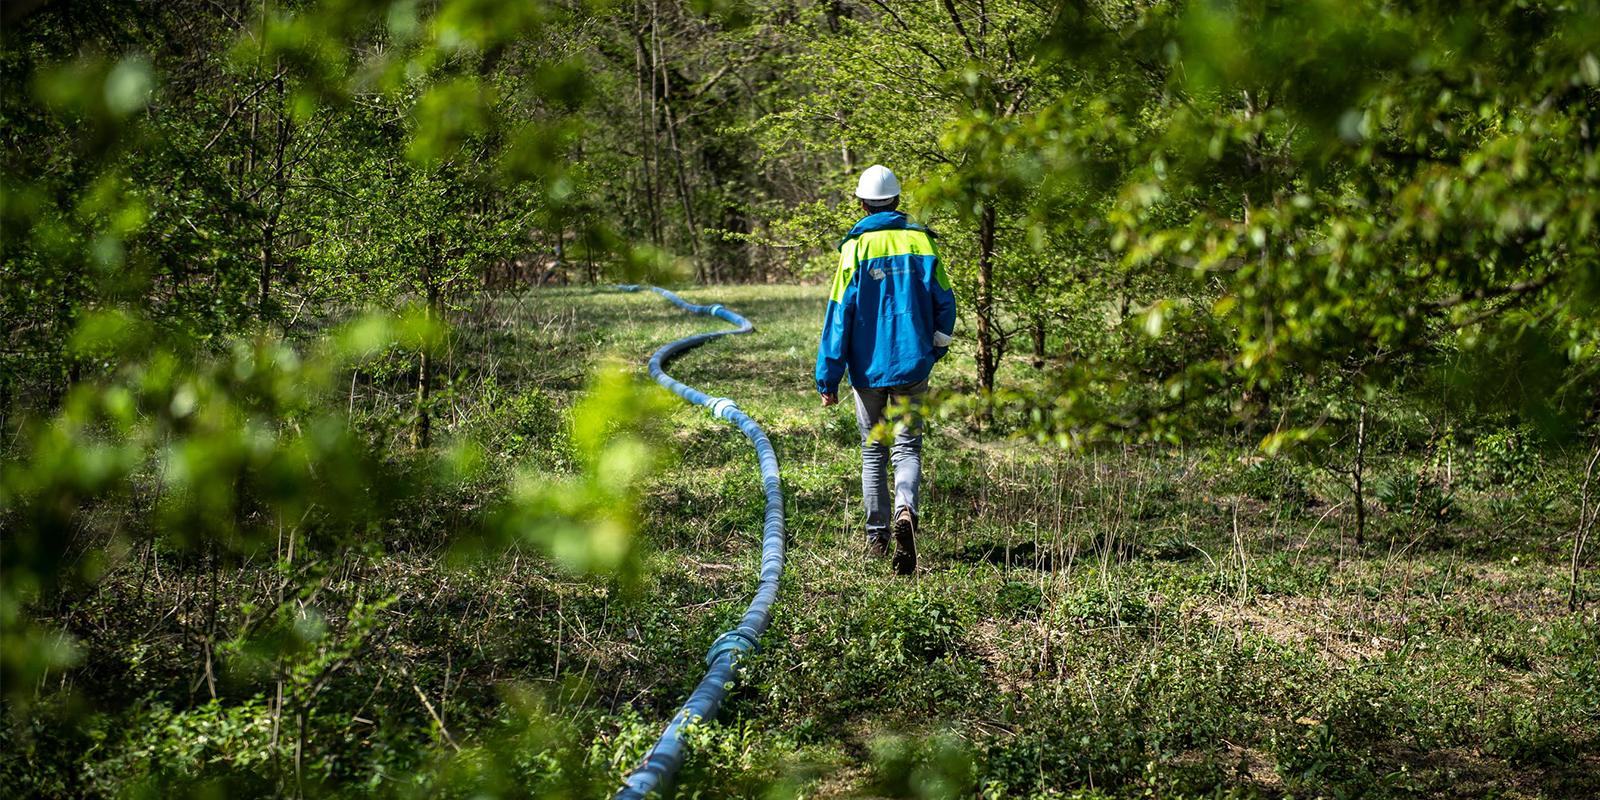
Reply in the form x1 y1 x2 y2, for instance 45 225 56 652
857 229 937 260
830 239 858 304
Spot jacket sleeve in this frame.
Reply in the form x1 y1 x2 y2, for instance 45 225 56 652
815 240 858 394
930 244 956 347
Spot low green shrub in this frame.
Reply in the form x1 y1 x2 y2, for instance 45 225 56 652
1375 472 1457 524
1489 705 1586 766
1233 459 1311 511
995 581 1044 619
1051 588 1154 631
979 712 1148 796
1469 426 1541 491
874 587 967 663
477 387 573 470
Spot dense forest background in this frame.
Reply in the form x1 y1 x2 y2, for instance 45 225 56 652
3 0 1599 798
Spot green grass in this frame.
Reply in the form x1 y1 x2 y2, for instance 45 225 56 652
485 285 1598 798
13 284 1598 799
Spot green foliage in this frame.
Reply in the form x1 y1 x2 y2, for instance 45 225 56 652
1550 621 1600 722
390 697 647 800
875 586 967 664
482 361 669 577
7 0 1600 795
1271 718 1389 796
980 716 1148 796
1489 704 1586 767
868 731 976 800
0 303 662 797
1374 472 1458 525
1469 425 1544 491
4 281 1597 799
893 0 1597 446
2 311 412 702
994 581 1044 619
1233 458 1311 511
475 385 573 470
82 697 280 797
1051 588 1154 631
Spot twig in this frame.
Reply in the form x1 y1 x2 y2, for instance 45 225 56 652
394 659 461 752
1571 442 1600 610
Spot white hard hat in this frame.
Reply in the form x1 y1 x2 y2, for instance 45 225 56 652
855 164 901 201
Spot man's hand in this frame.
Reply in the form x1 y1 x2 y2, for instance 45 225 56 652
820 392 839 407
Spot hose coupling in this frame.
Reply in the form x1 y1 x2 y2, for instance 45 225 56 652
708 397 739 420
706 629 760 667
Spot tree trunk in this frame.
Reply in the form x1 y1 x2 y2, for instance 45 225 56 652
413 253 440 450
654 13 702 275
1569 442 1599 611
827 0 854 176
633 7 661 246
53 269 75 407
413 339 432 450
661 90 701 267
1354 402 1367 546
204 545 219 700
0 358 10 433
258 67 289 321
1031 313 1046 369
976 203 997 399
259 227 274 318
647 1 665 246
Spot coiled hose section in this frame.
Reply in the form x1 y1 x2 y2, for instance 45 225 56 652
612 285 785 800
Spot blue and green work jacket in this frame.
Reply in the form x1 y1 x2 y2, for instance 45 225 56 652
815 211 957 394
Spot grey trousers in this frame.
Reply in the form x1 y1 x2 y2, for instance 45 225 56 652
853 380 928 542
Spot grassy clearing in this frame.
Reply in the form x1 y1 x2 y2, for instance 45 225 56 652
16 285 1597 799
552 285 1598 799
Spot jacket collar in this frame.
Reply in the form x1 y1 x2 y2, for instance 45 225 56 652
839 211 937 250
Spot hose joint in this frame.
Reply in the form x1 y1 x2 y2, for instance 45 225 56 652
708 397 739 420
706 629 760 667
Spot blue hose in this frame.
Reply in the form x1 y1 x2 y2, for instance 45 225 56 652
612 285 786 800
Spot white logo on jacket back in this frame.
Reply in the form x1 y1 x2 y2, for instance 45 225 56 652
869 267 886 280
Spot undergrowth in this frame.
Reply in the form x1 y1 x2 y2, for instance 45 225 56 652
5 286 1597 799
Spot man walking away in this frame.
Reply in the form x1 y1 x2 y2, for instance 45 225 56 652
816 165 957 576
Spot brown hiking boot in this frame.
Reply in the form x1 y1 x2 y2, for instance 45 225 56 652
867 533 890 558
892 506 917 576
